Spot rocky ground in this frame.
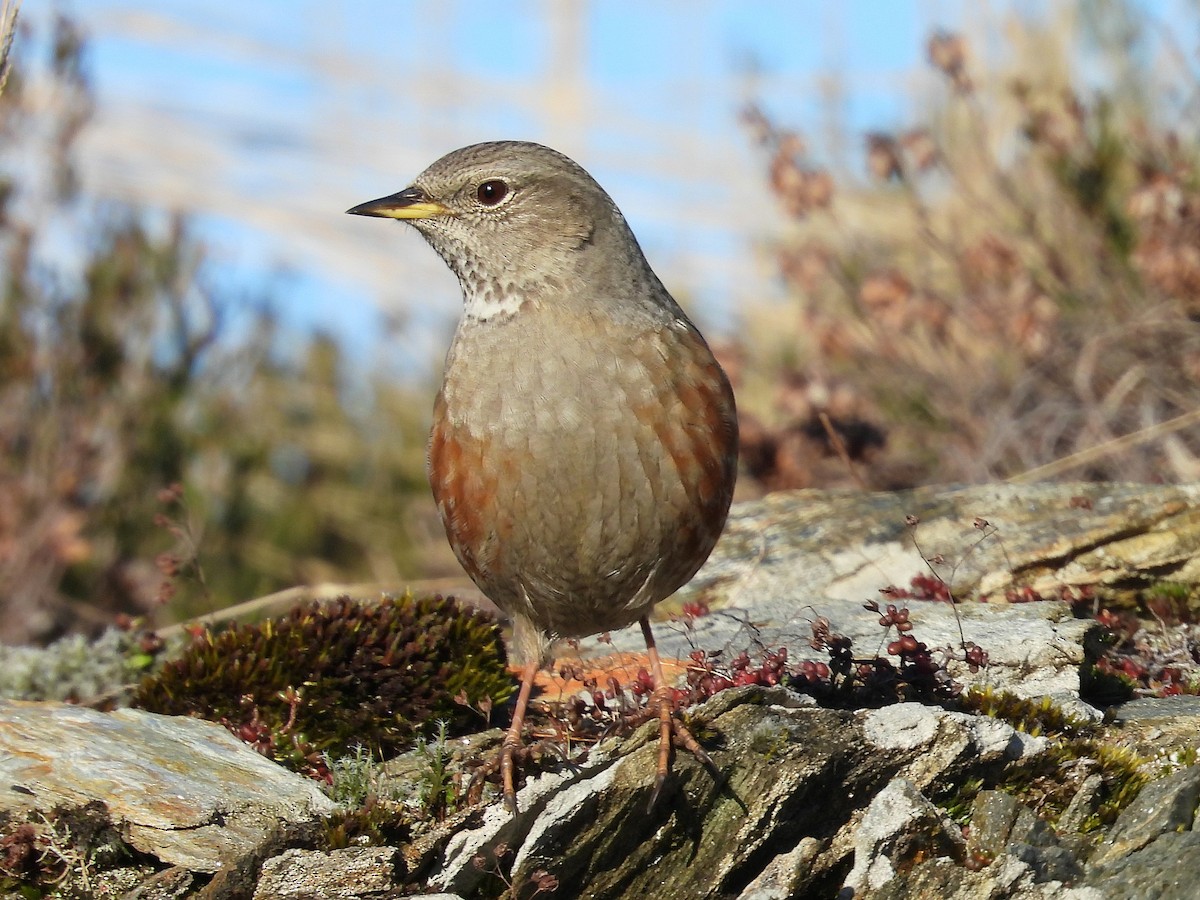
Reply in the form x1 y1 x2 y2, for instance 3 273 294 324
2 482 1200 899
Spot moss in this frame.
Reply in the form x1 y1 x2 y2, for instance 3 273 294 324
958 688 1093 738
322 796 410 852
1143 581 1199 622
990 738 1147 832
939 776 984 825
1083 743 1149 830
133 594 514 776
947 689 1148 833
747 723 793 760
1145 582 1192 602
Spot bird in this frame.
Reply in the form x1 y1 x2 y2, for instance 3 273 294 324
347 141 738 812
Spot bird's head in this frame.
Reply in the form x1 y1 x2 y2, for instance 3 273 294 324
348 141 643 310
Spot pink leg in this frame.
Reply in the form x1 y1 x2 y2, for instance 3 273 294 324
641 616 713 809
501 660 539 813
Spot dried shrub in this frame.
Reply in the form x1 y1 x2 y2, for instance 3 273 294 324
737 12 1200 490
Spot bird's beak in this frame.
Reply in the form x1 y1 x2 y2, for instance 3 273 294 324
345 186 450 220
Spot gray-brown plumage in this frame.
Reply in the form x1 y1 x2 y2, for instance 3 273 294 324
348 141 738 811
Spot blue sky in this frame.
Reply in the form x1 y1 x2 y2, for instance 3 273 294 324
29 1 1187 376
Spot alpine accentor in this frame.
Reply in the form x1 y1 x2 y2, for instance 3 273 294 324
348 141 738 811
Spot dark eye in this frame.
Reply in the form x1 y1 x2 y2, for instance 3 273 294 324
476 179 509 206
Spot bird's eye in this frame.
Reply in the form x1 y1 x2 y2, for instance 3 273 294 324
476 179 509 206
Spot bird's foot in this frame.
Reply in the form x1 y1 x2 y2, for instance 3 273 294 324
647 685 716 811
466 728 576 814
461 725 527 812
500 728 522 813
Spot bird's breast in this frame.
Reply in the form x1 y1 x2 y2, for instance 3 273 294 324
428 304 737 636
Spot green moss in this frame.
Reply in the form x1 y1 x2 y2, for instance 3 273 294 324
1146 582 1192 602
992 739 1147 832
950 689 1147 832
939 776 984 825
959 688 1093 738
133 594 514 775
322 796 410 851
747 724 793 760
1084 743 1149 830
1143 581 1199 622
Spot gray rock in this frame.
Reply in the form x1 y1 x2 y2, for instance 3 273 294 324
734 837 822 900
1007 840 1084 885
253 847 401 899
967 790 1026 858
1085 831 1200 899
861 704 1047 790
433 694 881 899
578 483 1168 705
842 778 965 895
0 700 335 872
1088 765 1200 867
1109 695 1200 722
1057 773 1105 835
871 854 1106 899
120 866 196 899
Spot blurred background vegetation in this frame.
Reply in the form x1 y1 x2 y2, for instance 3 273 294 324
0 10 431 642
1 2 1198 644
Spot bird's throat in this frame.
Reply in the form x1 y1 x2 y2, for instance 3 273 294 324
460 277 536 323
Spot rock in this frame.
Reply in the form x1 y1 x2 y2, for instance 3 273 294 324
431 691 878 899
1099 697 1200 774
859 788 1098 899
1109 695 1200 722
693 484 1200 610
842 778 965 895
426 689 1065 900
121 866 197 899
1084 831 1200 899
1087 765 1200 867
3 682 1198 899
415 685 1200 900
733 837 822 900
871 855 1106 900
1056 773 1105 835
966 791 1082 883
253 847 402 899
861 703 1047 790
576 483 1182 705
5 483 1200 898
0 700 335 872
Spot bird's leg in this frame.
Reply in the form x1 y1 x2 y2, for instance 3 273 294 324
640 616 713 809
501 659 539 813
642 616 674 802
